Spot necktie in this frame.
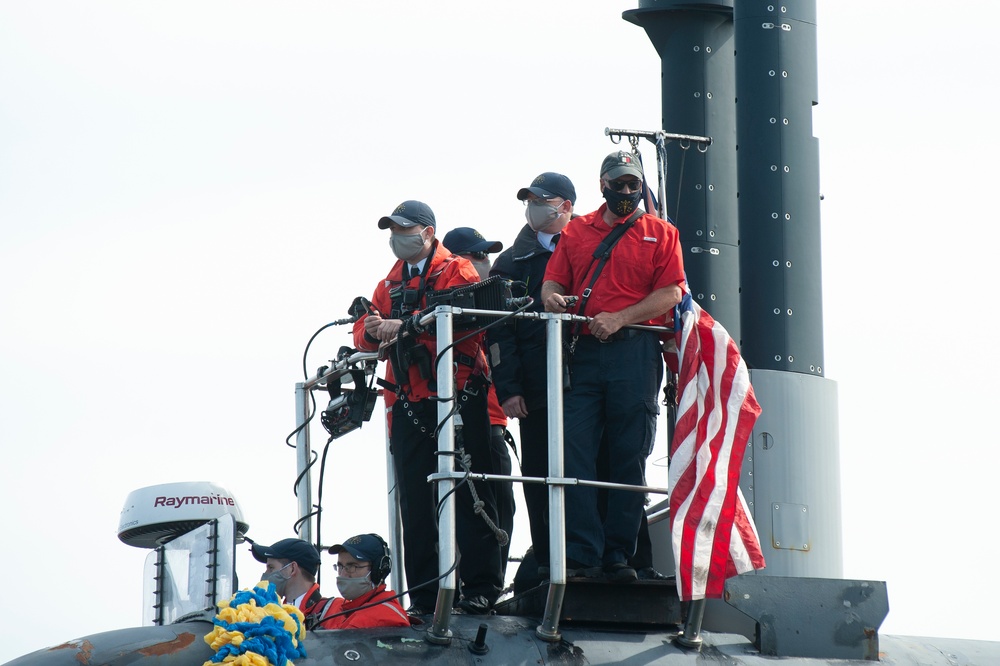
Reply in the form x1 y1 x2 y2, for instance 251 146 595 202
552 234 560 247
409 265 420 280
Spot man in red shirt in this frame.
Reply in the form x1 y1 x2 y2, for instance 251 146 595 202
352 201 505 616
251 538 326 628
542 151 685 582
315 534 410 630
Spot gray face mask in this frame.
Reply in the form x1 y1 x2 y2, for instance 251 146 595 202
525 201 562 232
389 229 428 261
263 562 293 597
336 574 374 600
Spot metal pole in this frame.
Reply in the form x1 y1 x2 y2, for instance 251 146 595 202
537 313 567 642
294 382 313 544
427 306 456 645
384 417 404 599
676 598 706 650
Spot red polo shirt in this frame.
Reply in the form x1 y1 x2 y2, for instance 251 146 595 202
543 204 685 329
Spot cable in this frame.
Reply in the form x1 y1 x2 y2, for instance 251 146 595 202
286 319 344 538
429 298 533 394
301 322 339 381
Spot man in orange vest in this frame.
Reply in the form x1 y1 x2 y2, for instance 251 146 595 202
315 534 410 630
352 201 505 616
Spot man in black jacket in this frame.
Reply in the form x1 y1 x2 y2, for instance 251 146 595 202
487 172 575 578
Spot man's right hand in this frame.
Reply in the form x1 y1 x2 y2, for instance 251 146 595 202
501 395 529 419
544 293 572 313
364 314 403 342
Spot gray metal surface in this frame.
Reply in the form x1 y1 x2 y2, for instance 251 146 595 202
746 369 843 578
11 618 1000 666
726 575 888 660
624 0 742 341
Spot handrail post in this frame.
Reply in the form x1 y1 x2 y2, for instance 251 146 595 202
537 313 567 641
385 418 404 598
676 598 706 650
294 381 313 544
427 306 456 645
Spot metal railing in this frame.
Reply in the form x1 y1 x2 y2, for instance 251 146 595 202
293 304 673 642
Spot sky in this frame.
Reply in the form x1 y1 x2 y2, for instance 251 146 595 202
2 0 999 661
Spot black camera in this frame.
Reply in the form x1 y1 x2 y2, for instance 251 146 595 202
320 346 378 439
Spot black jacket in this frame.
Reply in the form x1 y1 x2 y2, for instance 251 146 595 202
487 223 558 411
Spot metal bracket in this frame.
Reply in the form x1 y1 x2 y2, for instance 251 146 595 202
725 575 888 661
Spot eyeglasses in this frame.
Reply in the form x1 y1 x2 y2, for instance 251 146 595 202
333 562 371 574
460 252 488 261
605 179 643 193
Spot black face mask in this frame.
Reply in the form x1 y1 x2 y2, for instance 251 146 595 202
603 187 643 217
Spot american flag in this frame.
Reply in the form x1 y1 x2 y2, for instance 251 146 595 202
668 293 766 600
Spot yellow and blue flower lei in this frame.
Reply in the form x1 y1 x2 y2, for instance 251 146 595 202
203 580 307 666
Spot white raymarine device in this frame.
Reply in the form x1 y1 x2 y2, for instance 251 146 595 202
117 481 249 548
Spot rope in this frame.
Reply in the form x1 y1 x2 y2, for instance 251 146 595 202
456 444 509 547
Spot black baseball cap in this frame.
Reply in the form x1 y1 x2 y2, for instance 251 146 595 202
329 533 387 562
516 172 576 204
600 151 644 180
377 200 436 229
251 538 321 576
442 227 503 255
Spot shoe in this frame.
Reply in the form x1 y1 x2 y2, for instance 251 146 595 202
456 594 493 615
566 559 603 579
604 562 638 582
406 604 432 616
637 566 673 581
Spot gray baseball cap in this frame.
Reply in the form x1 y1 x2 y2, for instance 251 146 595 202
600 151 644 180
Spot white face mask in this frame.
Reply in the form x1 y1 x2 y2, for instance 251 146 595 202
336 574 374 600
525 200 562 232
389 228 428 261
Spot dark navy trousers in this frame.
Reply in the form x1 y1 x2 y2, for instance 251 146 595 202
390 388 504 608
562 331 662 567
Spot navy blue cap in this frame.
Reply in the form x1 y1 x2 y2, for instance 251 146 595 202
329 533 388 563
378 200 436 229
442 227 503 255
251 538 321 576
516 172 576 204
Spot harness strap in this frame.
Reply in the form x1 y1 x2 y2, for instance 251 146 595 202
568 208 644 352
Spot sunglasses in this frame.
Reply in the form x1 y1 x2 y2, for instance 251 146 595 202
606 179 643 193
